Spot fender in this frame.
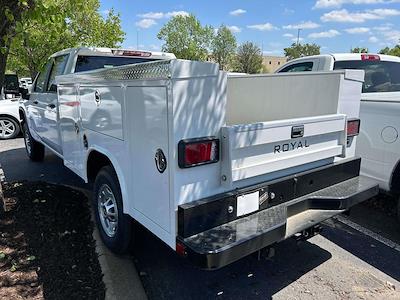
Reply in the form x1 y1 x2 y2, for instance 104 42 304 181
84 145 130 214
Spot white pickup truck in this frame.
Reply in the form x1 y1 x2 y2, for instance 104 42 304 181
277 53 400 220
19 47 378 269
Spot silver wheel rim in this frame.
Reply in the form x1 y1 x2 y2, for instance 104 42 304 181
24 127 32 154
97 184 118 238
0 119 16 138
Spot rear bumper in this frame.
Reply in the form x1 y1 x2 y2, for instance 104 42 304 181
177 159 378 270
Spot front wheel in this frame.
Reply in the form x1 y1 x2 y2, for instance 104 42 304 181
23 122 44 161
397 196 400 223
0 116 20 140
93 165 132 254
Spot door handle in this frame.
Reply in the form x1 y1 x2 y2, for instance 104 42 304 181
33 100 38 104
48 103 56 109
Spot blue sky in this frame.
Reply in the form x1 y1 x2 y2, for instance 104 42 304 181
99 0 400 56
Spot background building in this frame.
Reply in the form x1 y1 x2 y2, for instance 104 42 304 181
262 56 288 73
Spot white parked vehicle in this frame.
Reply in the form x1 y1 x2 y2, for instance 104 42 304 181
277 53 400 220
19 77 33 90
0 74 22 139
19 47 378 269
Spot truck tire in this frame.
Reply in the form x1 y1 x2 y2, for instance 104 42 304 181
22 122 45 161
93 165 132 254
0 116 20 140
397 196 400 224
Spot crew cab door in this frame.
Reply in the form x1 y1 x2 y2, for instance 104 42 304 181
28 55 68 154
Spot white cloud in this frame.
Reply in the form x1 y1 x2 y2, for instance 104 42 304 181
292 37 305 42
101 9 110 15
283 8 295 15
138 12 164 19
345 27 370 33
247 23 278 31
135 19 157 29
230 9 246 16
314 0 399 9
137 11 189 19
382 30 400 43
308 29 341 38
369 36 379 42
227 25 241 33
283 21 320 30
321 8 400 23
373 24 392 31
165 11 190 18
283 33 295 38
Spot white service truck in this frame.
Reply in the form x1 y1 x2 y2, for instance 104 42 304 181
19 47 378 269
277 53 400 220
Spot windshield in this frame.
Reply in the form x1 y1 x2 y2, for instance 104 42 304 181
75 55 158 73
4 74 19 92
334 60 400 93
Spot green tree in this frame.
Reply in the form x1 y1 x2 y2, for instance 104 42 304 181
234 42 263 74
284 43 320 60
0 0 35 92
211 25 237 70
351 47 368 53
157 14 213 61
379 44 400 57
7 0 124 79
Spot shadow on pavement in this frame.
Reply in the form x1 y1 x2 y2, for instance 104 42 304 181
132 226 332 300
321 218 400 282
0 145 86 189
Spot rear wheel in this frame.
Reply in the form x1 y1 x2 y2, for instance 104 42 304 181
93 165 132 254
0 116 20 140
23 122 44 161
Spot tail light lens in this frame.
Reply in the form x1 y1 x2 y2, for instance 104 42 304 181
361 54 380 61
178 137 219 168
347 118 360 137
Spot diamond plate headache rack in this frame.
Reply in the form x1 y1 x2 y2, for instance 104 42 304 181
79 59 173 81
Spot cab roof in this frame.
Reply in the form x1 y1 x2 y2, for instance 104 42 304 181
50 47 176 60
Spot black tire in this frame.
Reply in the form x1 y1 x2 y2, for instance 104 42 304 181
397 196 400 224
22 122 45 161
93 165 132 254
0 116 20 140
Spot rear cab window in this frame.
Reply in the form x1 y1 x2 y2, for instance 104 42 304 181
75 55 159 73
334 60 400 93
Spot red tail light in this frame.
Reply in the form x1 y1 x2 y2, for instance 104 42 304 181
176 242 187 257
112 50 152 57
347 118 360 137
178 137 219 168
361 54 380 61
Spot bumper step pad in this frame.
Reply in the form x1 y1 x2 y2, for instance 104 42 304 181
180 176 378 269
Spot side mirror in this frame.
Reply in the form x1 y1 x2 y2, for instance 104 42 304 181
49 84 57 92
19 87 30 100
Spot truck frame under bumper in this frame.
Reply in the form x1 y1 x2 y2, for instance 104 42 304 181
177 158 378 270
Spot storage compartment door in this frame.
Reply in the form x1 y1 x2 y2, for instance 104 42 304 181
58 85 84 178
125 86 170 231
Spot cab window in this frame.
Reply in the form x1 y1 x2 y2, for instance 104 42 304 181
47 54 69 92
34 60 52 93
279 62 314 73
334 60 400 93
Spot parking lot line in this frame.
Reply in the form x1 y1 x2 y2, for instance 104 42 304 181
334 215 400 253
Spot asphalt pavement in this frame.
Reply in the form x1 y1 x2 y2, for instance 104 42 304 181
1 138 400 299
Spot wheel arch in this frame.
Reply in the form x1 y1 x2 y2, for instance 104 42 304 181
0 113 20 126
86 147 130 214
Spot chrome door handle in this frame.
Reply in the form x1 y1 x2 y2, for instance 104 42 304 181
33 100 38 104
